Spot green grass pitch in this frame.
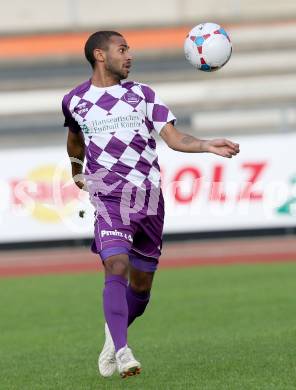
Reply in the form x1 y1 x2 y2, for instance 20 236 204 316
1 263 296 389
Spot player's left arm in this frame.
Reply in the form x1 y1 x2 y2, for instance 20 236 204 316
160 122 240 158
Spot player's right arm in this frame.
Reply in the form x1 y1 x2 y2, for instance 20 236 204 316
67 129 86 190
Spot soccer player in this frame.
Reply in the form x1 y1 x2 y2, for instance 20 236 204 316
62 30 239 378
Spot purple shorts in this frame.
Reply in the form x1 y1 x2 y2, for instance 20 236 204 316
91 190 164 273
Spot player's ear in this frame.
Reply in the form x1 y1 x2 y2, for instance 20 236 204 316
93 48 105 63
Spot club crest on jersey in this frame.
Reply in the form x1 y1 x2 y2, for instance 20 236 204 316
123 92 141 106
74 101 91 116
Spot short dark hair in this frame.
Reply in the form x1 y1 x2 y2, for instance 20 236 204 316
84 30 123 68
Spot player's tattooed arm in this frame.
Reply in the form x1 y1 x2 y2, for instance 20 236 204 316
160 122 240 158
180 134 198 145
67 129 87 190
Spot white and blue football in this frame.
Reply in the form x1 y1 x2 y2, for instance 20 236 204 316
184 23 232 72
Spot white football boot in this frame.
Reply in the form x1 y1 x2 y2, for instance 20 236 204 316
116 345 141 378
98 323 117 377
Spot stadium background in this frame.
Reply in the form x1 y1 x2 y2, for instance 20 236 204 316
1 1 296 389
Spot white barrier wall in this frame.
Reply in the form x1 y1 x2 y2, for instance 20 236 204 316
161 134 296 233
1 0 296 33
0 133 295 243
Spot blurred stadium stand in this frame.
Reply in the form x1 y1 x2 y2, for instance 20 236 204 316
1 0 296 33
0 2 296 144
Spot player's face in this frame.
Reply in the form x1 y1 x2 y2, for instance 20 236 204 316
104 35 132 80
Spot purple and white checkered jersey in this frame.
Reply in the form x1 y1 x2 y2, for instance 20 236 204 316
62 80 176 191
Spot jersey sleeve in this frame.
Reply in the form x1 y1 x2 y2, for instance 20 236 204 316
140 84 176 134
61 95 81 133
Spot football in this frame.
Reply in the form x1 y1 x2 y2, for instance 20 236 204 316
184 23 232 72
